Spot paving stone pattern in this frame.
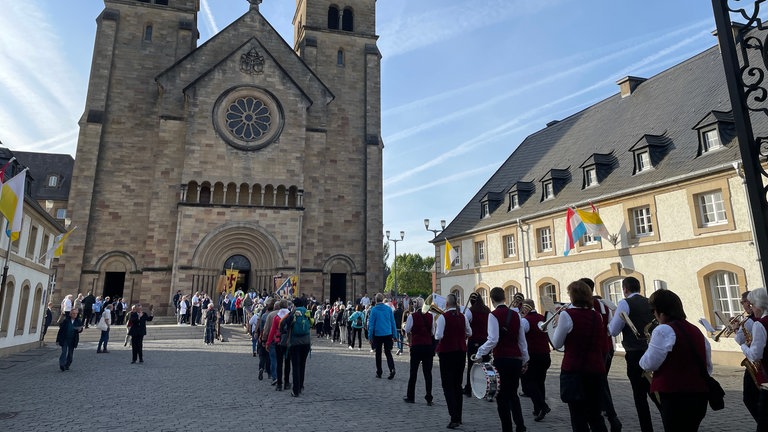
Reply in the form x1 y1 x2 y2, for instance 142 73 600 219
0 325 752 431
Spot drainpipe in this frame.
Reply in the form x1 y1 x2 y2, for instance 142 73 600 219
517 218 532 299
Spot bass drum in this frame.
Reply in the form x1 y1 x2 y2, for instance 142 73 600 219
470 362 500 402
543 310 564 352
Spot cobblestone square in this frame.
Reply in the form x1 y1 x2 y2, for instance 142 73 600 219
0 325 751 431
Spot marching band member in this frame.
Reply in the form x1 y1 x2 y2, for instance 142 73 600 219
735 290 759 422
607 276 659 432
435 294 471 430
403 297 434 406
741 288 768 431
464 292 490 397
521 299 551 421
551 280 608 432
582 277 621 432
476 287 528 432
640 289 712 432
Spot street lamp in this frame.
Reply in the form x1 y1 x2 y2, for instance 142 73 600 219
385 230 405 300
424 218 446 238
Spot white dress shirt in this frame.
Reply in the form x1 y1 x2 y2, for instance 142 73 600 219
550 306 578 351
476 305 529 363
607 293 642 337
434 307 471 341
741 313 767 362
639 323 713 374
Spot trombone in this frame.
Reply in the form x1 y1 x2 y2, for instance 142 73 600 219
713 311 747 342
537 303 570 332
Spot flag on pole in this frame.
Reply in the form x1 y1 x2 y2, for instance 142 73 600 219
577 207 610 239
443 239 458 274
0 157 16 182
563 207 587 256
41 226 77 259
0 170 27 241
225 269 239 295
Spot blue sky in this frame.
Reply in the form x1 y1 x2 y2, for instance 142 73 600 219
0 1 727 259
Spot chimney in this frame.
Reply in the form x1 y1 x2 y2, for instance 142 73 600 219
616 76 646 98
711 22 749 50
546 120 560 127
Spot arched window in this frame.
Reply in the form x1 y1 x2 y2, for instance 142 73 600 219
0 281 12 335
276 185 287 207
144 24 153 42
186 181 199 203
212 182 225 204
15 284 30 335
601 278 624 308
29 286 42 333
342 8 354 31
451 288 463 306
251 184 262 206
199 183 211 204
287 186 298 207
709 271 741 319
238 183 250 205
337 49 344 66
328 6 340 29
475 287 489 308
504 285 520 303
225 182 238 204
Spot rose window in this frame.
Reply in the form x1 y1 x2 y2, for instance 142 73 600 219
225 97 272 141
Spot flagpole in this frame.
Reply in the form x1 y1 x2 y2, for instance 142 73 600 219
0 219 14 309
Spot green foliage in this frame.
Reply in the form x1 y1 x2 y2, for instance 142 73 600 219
385 253 435 298
383 242 391 283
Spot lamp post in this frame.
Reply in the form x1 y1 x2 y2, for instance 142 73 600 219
424 218 446 238
385 230 404 301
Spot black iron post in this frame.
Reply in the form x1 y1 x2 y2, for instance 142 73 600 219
712 0 768 285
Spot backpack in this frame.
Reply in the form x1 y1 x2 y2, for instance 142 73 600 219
292 310 311 337
355 313 363 328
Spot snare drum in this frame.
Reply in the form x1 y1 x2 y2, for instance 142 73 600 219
470 362 500 401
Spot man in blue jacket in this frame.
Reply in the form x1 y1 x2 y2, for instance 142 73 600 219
368 293 398 379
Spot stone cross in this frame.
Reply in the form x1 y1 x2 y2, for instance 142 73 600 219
248 0 262 10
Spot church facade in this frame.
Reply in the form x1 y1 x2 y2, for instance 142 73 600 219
58 0 384 314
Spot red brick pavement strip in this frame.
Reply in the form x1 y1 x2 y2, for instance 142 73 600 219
0 326 754 432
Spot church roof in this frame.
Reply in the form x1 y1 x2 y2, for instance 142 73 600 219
156 8 333 107
13 151 74 201
434 44 758 242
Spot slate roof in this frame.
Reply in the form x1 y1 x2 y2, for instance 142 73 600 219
435 45 758 242
13 151 74 201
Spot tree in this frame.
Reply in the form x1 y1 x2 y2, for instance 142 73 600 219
385 253 435 298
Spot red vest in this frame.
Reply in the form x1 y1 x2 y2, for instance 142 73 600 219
436 310 467 353
490 306 522 359
469 307 489 343
758 316 768 384
561 308 606 374
651 320 708 393
592 298 613 353
524 312 550 355
410 311 433 347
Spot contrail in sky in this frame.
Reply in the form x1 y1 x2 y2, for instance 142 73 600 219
201 0 219 35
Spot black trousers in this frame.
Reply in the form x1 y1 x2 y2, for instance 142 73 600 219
191 306 200 325
131 334 145 362
658 392 707 432
600 349 618 420
350 328 362 348
743 368 760 423
564 372 608 432
406 345 433 402
439 351 465 424
275 345 291 386
372 335 395 375
464 340 489 393
523 352 551 413
756 387 768 432
289 344 310 395
494 357 525 432
625 350 659 432
83 309 93 327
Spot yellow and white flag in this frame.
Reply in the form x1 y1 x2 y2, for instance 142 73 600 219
0 170 27 241
42 226 77 259
444 239 458 274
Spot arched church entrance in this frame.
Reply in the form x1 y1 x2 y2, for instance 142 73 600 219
189 223 284 299
223 254 251 292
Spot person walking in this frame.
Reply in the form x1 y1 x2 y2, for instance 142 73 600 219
204 304 217 345
128 304 154 363
521 299 551 422
282 297 313 397
436 294 471 430
348 305 365 350
82 291 96 329
97 303 113 353
41 302 53 341
607 276 660 432
476 288 528 432
56 307 83 371
403 297 434 406
367 293 398 379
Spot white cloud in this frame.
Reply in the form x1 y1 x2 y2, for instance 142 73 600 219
385 161 501 200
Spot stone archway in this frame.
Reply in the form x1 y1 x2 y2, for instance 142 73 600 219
189 223 284 298
323 255 356 304
93 251 139 305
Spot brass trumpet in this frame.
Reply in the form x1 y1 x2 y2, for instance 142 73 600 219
713 311 747 342
537 303 570 332
422 294 445 315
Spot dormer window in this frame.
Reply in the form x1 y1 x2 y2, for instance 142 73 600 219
47 175 58 187
702 129 721 153
636 150 651 172
584 168 597 187
543 181 554 200
509 193 519 210
481 202 490 218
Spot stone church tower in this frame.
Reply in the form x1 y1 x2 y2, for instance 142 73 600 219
58 0 383 313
